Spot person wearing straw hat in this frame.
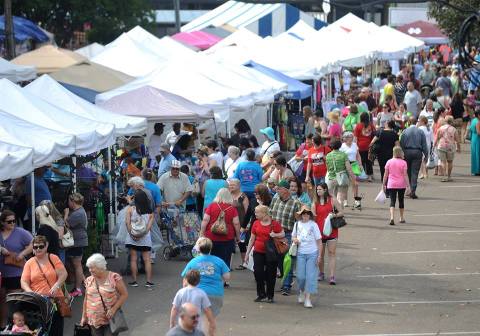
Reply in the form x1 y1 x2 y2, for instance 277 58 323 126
292 205 322 308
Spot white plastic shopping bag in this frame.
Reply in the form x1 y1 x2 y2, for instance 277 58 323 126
323 214 332 237
245 249 254 272
374 189 386 204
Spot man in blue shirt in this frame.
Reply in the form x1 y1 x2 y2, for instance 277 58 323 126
25 167 52 232
157 143 176 178
234 149 263 200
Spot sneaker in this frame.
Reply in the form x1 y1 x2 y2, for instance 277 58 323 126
128 281 139 287
304 298 313 308
145 282 155 288
389 220 395 226
254 296 266 302
329 276 336 285
281 289 290 296
318 272 325 281
69 288 83 297
266 298 275 303
353 200 361 209
297 292 305 304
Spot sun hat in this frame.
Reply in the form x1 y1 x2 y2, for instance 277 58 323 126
296 204 313 216
260 127 275 141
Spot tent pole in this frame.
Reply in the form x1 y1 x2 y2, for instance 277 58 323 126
30 172 36 235
313 81 317 111
213 118 218 141
298 99 302 112
108 147 113 215
72 156 77 193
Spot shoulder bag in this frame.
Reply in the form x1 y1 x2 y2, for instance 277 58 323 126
210 204 232 236
270 222 289 256
289 221 298 257
330 205 347 229
130 208 148 238
331 152 350 187
95 278 128 335
61 221 74 248
1 232 26 268
35 254 72 317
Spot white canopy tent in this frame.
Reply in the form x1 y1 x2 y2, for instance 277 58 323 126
0 79 115 155
97 56 287 122
97 85 214 122
0 57 36 83
373 25 425 60
25 75 147 137
92 33 167 77
75 43 106 59
0 109 76 167
282 20 317 40
0 140 34 181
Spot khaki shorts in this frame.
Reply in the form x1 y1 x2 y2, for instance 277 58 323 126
326 178 349 196
437 148 455 161
453 118 463 132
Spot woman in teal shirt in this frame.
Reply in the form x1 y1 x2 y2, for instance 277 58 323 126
202 166 227 213
471 110 480 176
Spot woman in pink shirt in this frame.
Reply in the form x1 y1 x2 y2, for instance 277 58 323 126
383 147 410 226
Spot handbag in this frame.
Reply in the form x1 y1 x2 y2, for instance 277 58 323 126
210 204 231 236
95 279 128 334
4 253 26 268
130 209 148 238
270 223 289 255
35 255 72 317
287 156 303 177
350 161 362 176
61 224 74 248
330 215 347 229
426 145 438 169
74 324 92 336
322 214 332 237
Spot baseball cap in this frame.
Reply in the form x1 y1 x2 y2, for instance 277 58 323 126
171 160 181 169
277 179 290 189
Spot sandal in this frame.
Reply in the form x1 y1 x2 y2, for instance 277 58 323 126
235 265 247 270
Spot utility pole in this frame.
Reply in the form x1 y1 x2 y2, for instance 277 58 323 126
173 0 181 33
4 0 15 59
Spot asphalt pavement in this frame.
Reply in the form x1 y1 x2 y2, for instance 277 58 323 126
66 143 480 336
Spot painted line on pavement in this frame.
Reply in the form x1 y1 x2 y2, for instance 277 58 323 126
381 250 480 255
396 230 480 234
437 185 480 188
334 299 480 306
412 213 480 217
357 272 480 278
339 331 480 336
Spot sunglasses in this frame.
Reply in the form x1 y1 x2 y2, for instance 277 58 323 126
187 314 200 320
5 220 15 224
33 245 46 250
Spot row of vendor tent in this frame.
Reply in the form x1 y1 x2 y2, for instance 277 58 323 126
0 75 218 181
0 57 36 83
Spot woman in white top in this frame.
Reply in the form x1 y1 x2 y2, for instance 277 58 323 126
292 205 322 308
340 132 362 208
125 189 155 287
418 115 434 179
224 146 242 178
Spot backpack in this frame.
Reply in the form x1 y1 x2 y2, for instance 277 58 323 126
130 207 148 238
210 204 232 236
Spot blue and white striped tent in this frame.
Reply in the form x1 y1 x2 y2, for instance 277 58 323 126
181 1 326 38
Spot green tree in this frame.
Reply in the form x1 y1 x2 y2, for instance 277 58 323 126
428 1 480 46
13 0 155 46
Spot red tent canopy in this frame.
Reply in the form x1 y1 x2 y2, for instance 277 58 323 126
172 31 223 50
396 20 448 45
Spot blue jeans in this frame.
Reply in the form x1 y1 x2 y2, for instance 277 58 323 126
281 231 294 290
296 251 319 294
313 176 325 186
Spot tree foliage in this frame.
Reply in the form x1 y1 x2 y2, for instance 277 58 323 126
13 0 155 46
428 0 480 46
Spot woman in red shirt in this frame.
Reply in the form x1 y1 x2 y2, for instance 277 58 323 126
311 183 343 285
201 188 241 275
244 205 284 303
354 112 376 182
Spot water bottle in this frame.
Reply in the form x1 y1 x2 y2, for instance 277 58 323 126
239 231 247 243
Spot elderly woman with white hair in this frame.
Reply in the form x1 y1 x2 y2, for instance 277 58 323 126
224 146 242 178
200 188 241 273
81 253 128 336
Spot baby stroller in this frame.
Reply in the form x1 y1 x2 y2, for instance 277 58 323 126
0 292 55 336
161 207 200 260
